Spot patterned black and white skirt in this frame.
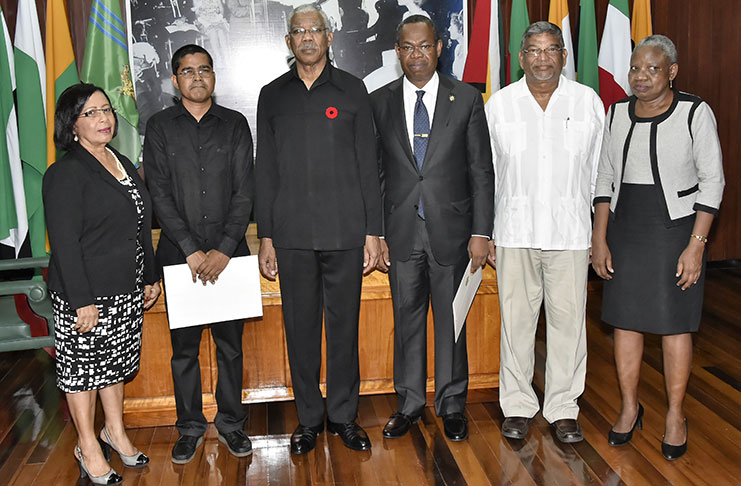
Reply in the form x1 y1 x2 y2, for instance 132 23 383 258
51 173 146 393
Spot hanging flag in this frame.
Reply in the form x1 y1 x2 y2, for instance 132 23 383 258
577 0 599 93
81 0 141 166
14 0 48 259
46 0 79 166
507 0 530 84
598 0 631 111
462 0 504 102
1 6 29 257
631 0 652 45
548 0 575 79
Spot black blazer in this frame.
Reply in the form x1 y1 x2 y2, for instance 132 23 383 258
370 74 494 265
43 144 158 310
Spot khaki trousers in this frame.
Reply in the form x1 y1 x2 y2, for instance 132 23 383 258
496 247 588 423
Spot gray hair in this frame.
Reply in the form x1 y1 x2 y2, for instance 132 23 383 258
520 21 564 50
287 4 332 35
635 34 678 65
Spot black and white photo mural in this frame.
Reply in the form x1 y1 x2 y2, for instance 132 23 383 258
130 0 468 136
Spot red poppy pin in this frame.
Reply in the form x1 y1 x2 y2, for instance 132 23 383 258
325 106 338 119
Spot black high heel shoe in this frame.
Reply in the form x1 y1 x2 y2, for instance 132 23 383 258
608 403 644 446
662 418 688 460
98 427 150 468
74 445 123 485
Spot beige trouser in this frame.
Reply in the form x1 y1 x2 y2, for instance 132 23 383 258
496 247 588 423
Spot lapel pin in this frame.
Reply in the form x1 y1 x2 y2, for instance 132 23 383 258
449 95 455 102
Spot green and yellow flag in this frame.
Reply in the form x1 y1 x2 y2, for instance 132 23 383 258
46 0 79 166
81 0 140 166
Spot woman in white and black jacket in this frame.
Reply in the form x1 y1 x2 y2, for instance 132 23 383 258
591 35 724 461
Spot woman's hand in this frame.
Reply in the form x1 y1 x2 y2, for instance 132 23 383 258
74 305 99 333
143 282 161 309
676 239 704 290
591 237 614 280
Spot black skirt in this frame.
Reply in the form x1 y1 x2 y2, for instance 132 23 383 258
601 184 705 335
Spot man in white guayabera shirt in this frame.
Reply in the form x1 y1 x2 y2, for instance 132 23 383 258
484 21 604 443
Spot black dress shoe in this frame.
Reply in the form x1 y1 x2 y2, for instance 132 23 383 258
290 423 324 455
171 435 203 464
608 404 644 446
442 413 468 441
662 418 688 460
327 421 372 451
383 412 420 438
502 416 532 440
218 429 253 457
552 419 584 443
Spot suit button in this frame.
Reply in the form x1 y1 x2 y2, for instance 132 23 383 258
419 175 423 181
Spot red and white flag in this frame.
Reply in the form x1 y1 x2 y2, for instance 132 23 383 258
598 0 632 111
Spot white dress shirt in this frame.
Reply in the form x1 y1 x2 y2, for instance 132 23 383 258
402 72 439 149
484 75 605 250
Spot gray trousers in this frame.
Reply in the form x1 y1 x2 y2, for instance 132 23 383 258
388 218 469 417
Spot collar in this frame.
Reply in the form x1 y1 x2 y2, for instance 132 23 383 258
167 99 227 120
282 60 344 91
402 71 440 98
516 74 568 100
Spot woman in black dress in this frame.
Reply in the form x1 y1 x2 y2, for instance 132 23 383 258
43 84 161 484
591 35 725 460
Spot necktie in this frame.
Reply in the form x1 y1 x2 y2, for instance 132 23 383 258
413 90 429 218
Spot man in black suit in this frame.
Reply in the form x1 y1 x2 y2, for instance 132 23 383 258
370 15 494 441
144 44 254 463
255 4 382 455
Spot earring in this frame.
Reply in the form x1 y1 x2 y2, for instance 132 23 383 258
74 134 78 142
670 80 673 89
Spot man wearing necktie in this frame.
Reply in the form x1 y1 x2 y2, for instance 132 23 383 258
370 14 494 441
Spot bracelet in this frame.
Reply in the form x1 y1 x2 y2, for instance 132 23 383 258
690 234 708 244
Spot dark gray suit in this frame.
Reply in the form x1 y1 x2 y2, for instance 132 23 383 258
370 74 494 416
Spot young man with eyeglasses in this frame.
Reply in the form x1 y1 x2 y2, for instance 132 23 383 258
255 4 382 455
143 44 255 463
484 21 605 443
369 15 494 442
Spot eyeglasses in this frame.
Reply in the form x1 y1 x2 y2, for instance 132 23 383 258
398 44 435 55
177 67 214 79
79 107 115 119
289 27 328 37
522 46 563 59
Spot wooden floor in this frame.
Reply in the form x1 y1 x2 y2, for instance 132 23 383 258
0 268 739 486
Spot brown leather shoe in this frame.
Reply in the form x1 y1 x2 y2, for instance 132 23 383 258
501 416 531 440
552 419 584 443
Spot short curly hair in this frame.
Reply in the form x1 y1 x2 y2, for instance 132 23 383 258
54 83 118 152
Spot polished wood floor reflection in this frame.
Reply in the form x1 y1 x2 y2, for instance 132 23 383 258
1 268 739 485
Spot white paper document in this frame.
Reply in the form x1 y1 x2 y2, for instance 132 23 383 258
163 255 263 329
452 260 483 342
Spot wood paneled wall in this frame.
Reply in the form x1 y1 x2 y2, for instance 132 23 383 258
1 0 738 260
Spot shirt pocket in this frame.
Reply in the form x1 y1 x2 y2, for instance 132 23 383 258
564 120 590 157
495 122 527 154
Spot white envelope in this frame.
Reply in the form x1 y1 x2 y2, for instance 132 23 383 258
452 260 483 342
162 255 263 329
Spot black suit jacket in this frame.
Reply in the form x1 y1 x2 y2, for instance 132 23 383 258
370 74 494 265
43 144 158 310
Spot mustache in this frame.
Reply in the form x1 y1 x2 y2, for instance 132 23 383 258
297 42 318 51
